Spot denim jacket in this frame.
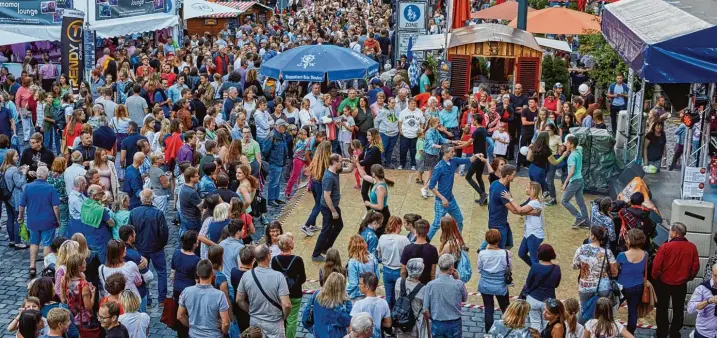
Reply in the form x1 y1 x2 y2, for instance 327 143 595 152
347 255 380 299
263 130 288 166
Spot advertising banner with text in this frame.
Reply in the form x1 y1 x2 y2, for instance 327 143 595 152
95 0 171 21
0 0 72 25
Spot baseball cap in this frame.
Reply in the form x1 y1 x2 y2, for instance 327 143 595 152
554 82 563 89
275 119 288 127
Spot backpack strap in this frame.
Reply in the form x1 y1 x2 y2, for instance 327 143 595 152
251 268 282 310
400 277 407 297
406 282 423 301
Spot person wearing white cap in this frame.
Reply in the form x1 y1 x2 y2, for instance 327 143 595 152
263 119 289 207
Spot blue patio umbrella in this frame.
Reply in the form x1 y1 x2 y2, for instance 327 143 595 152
259 45 380 82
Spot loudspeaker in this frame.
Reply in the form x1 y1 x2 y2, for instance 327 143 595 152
670 200 715 234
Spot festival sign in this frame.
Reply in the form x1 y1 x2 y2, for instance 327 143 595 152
61 9 84 95
0 0 72 25
95 0 171 21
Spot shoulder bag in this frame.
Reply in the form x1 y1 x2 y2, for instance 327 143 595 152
503 249 513 285
251 268 283 311
581 247 608 322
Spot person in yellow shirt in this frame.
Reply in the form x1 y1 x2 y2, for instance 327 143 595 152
572 96 586 123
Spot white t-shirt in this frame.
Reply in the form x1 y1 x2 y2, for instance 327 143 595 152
350 296 391 338
565 321 585 338
523 199 544 239
583 319 624 338
492 130 510 155
119 312 151 338
399 108 425 138
377 234 411 269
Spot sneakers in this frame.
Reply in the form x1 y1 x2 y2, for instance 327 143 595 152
275 199 287 205
308 225 320 232
312 255 326 262
411 166 417 170
421 187 429 199
298 181 309 189
571 218 588 229
268 201 278 208
542 191 550 199
478 193 488 205
397 166 403 170
545 198 557 206
300 225 315 236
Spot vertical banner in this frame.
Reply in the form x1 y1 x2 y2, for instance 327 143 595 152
61 9 84 95
84 28 96 82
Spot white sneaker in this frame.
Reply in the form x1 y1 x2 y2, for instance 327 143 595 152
298 181 309 189
411 166 417 170
397 166 403 170
421 187 429 199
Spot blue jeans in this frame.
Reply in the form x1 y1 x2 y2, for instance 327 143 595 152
304 180 322 227
43 128 61 154
546 163 565 199
3 201 19 243
428 198 463 241
561 178 588 222
518 234 543 267
140 295 147 312
380 133 398 166
399 135 417 167
142 250 168 303
622 284 643 334
528 164 548 193
431 318 462 338
266 163 283 201
383 267 401 309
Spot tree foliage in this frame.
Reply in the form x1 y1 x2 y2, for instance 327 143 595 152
541 55 569 93
578 33 628 90
528 0 548 10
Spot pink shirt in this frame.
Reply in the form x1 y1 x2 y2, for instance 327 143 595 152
15 85 32 109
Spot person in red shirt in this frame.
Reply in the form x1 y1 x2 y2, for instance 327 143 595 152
214 47 230 76
652 222 700 338
160 64 176 87
542 90 558 113
135 56 154 78
414 91 432 109
363 35 381 55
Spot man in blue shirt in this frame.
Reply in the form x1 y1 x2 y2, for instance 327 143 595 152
18 166 60 278
264 119 289 207
427 144 478 241
487 164 528 249
120 122 147 169
167 75 189 104
606 73 629 136
79 184 115 263
129 189 169 307
122 152 145 210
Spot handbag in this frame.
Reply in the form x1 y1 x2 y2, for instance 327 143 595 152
641 253 651 303
160 298 177 329
519 265 556 300
250 177 268 217
581 247 608 322
503 249 513 285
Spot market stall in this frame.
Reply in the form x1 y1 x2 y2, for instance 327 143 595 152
185 1 273 37
412 23 543 97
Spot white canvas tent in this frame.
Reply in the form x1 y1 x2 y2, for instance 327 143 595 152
74 0 178 38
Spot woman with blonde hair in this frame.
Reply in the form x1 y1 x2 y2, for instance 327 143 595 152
70 233 102 292
487 299 532 336
118 290 150 338
148 152 171 213
62 254 96 330
140 115 155 146
152 118 171 152
198 202 231 259
346 234 379 301
301 141 332 236
112 104 132 150
1 149 27 249
90 148 119 197
271 233 306 338
47 157 69 236
54 240 80 300
311 272 353 338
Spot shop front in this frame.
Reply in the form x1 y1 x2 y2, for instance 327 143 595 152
186 1 273 37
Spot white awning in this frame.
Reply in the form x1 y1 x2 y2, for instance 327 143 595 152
412 34 450 52
74 0 178 38
535 37 571 52
0 27 54 43
183 0 244 20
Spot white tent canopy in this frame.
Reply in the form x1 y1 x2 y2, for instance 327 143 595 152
183 0 243 20
534 37 571 52
0 27 54 43
74 0 178 38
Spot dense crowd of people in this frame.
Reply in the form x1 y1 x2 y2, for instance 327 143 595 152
0 0 714 337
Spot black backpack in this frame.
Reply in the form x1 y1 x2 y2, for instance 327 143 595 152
0 169 13 201
392 278 424 332
41 263 56 279
273 255 298 289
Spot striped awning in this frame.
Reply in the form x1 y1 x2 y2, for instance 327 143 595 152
199 1 272 18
